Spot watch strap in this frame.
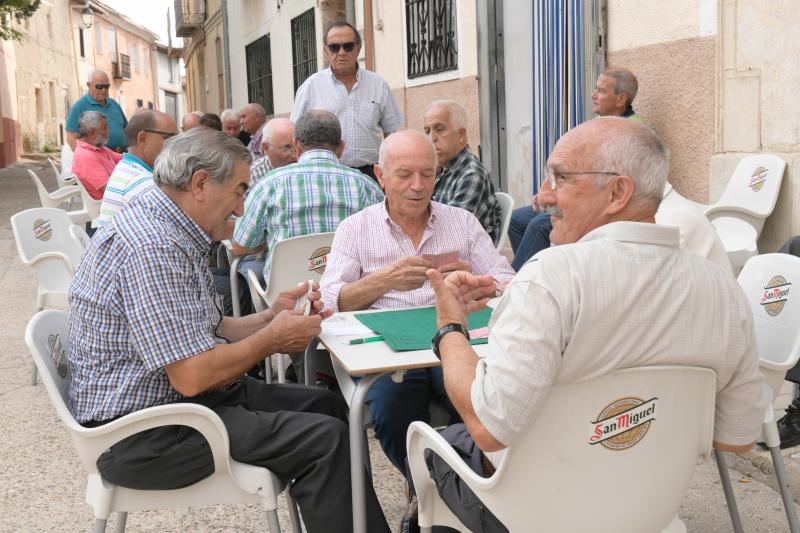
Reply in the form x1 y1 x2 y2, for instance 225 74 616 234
432 323 470 358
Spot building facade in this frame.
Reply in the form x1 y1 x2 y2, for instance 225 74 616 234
177 0 227 115
156 44 186 124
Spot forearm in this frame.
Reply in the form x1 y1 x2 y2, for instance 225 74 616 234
337 269 392 311
221 310 275 342
67 131 79 150
231 240 264 256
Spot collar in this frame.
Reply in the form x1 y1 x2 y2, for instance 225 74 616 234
578 221 679 248
298 149 339 164
122 152 152 172
440 145 471 174
150 187 214 256
663 182 673 198
622 106 636 118
85 93 110 108
381 199 438 232
328 66 362 84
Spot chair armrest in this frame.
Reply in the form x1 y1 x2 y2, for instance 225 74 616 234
705 204 760 220
72 402 234 477
51 185 81 201
27 251 75 277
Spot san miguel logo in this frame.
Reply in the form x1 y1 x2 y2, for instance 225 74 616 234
749 166 768 192
308 247 331 274
761 275 791 316
47 333 69 378
588 397 657 450
33 218 53 241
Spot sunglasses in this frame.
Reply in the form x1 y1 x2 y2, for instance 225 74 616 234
94 84 111 90
326 42 356 53
145 129 177 139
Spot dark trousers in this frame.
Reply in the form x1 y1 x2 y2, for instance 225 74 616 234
507 206 553 271
353 164 379 183
366 367 460 475
94 377 390 533
417 424 507 533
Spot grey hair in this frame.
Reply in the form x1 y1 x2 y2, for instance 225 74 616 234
242 103 266 117
592 117 669 207
602 67 638 105
153 127 251 191
295 109 341 149
87 69 109 82
78 111 107 137
220 108 240 123
378 130 438 169
261 121 274 145
427 99 468 132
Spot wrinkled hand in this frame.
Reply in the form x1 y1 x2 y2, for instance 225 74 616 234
271 280 332 318
427 269 496 329
438 260 471 276
268 309 323 353
531 194 540 212
383 256 433 292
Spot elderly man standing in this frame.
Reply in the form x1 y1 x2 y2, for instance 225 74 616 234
320 130 515 475
68 127 390 533
250 117 298 184
98 110 178 225
417 118 763 532
221 108 250 146
181 111 203 132
66 70 128 152
71 111 122 200
240 103 268 160
232 109 383 284
424 100 501 242
291 21 403 180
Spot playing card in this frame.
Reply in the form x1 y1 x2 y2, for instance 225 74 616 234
422 251 460 268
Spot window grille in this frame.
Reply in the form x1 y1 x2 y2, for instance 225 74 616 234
291 9 317 92
405 0 458 79
245 34 274 116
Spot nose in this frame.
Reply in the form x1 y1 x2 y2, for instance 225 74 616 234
409 174 426 191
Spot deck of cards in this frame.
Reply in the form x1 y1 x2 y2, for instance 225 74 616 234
294 279 315 315
422 251 460 268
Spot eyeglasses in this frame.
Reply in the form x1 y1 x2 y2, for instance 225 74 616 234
265 143 295 155
145 129 177 139
94 84 111 90
544 167 620 189
326 41 356 53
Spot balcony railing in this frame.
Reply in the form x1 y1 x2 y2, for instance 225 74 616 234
112 54 131 80
175 0 206 37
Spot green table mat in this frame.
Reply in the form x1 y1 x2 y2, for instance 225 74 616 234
354 306 491 352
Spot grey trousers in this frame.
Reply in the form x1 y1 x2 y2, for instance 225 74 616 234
422 423 508 533
93 377 390 533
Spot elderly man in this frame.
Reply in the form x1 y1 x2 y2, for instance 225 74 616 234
232 109 383 284
180 111 203 132
66 70 128 152
98 110 178 225
68 127 390 533
291 21 403 180
417 118 763 532
241 103 268 160
320 130 515 475
424 100 501 242
509 67 642 267
221 108 250 146
250 117 298 184
71 111 122 200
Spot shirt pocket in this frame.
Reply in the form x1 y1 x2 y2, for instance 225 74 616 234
354 100 380 129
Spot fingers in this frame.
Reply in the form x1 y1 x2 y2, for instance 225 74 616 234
426 268 445 293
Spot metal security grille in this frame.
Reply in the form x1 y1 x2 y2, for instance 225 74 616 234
291 9 317 92
531 0 605 193
405 0 458 79
245 34 274 116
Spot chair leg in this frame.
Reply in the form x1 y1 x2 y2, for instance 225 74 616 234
266 508 282 533
264 355 273 384
277 354 286 384
113 512 127 533
768 445 800 532
92 518 108 533
286 490 302 533
30 362 38 386
714 449 744 533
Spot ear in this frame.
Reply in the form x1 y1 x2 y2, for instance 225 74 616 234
189 169 211 201
136 130 148 146
615 92 629 109
604 175 636 216
458 127 468 145
375 164 386 190
336 140 345 159
293 139 303 156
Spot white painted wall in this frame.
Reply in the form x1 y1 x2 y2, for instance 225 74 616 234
156 50 185 121
606 0 717 51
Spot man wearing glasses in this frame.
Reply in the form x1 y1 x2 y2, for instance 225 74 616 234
291 21 403 181
67 69 128 152
250 117 298 185
98 110 178 226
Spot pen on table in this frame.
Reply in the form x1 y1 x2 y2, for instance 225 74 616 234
349 335 384 345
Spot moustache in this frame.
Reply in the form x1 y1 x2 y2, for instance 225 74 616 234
543 205 563 218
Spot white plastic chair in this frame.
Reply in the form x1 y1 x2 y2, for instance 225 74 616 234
69 224 92 251
494 192 514 251
27 168 81 210
10 207 86 384
74 176 104 228
407 366 716 533
715 253 800 533
25 309 301 533
48 156 77 189
705 155 786 272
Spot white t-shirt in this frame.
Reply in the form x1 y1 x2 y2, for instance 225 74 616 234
474 221 764 463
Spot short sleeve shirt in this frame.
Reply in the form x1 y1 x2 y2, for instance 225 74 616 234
98 153 154 226
66 93 128 150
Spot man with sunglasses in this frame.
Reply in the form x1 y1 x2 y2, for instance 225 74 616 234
67 69 128 152
98 110 178 226
291 21 403 181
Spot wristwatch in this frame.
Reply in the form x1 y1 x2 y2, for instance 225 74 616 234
431 323 470 359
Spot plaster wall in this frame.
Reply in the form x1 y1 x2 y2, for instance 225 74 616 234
73 22 97 95
606 0 718 51
0 41 20 166
183 0 224 114
156 51 185 123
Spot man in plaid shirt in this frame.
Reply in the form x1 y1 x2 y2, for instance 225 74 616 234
425 100 501 243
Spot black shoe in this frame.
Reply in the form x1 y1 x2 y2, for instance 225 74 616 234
398 494 419 533
777 396 800 449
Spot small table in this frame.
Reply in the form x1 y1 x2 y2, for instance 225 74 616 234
317 310 490 533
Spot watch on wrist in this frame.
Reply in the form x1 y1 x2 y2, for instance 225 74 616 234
431 323 470 359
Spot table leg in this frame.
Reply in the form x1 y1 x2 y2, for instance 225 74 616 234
349 372 385 533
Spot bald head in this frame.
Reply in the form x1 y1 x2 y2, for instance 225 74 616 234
262 118 297 168
376 130 438 222
379 130 437 170
86 69 110 103
181 111 203 132
240 103 267 134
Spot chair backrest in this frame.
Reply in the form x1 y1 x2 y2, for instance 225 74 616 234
263 232 335 307
27 168 61 209
74 177 102 223
10 207 85 269
494 192 514 250
49 157 76 189
478 366 715 532
710 154 786 226
737 253 800 394
247 269 269 313
69 223 91 251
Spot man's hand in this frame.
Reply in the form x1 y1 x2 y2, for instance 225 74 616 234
381 256 433 292
438 260 471 276
267 309 323 353
531 193 540 212
271 280 332 318
427 269 496 329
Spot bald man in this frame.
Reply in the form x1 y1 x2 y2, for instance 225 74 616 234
240 103 267 160
250 118 298 184
181 111 203 132
67 69 128 152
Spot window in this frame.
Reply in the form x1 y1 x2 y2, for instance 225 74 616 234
48 82 56 118
147 101 153 110
78 28 86 58
94 23 103 54
35 88 43 123
245 34 274 115
131 43 140 72
136 98 143 107
164 91 178 122
143 48 149 74
405 0 459 79
215 37 224 109
108 27 118 59
291 9 317 92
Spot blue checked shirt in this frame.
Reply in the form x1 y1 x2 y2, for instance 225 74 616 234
68 187 226 423
233 149 385 280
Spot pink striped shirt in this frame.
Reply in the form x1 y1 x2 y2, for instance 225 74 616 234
321 200 514 312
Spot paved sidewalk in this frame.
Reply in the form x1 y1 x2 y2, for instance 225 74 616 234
0 160 798 531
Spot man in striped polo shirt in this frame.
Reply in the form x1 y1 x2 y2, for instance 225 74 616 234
98 110 178 226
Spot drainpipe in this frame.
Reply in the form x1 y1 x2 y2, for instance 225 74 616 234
346 0 355 24
362 0 375 71
221 0 232 108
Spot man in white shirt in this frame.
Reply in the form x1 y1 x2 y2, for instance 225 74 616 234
418 117 764 532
